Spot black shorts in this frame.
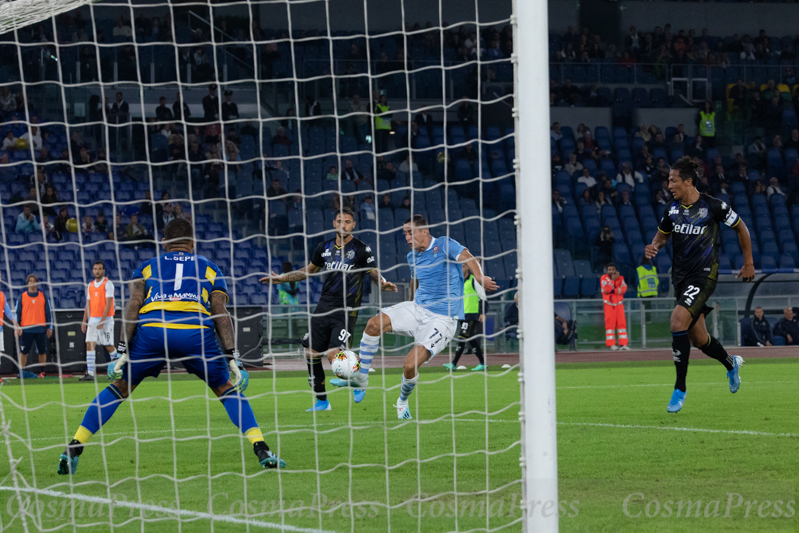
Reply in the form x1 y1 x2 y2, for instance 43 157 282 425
457 314 483 340
300 311 357 354
20 331 47 355
675 276 717 329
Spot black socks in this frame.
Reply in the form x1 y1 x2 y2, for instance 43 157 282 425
306 359 327 402
672 330 691 392
700 335 735 371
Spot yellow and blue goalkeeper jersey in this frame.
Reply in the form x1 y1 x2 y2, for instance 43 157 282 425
132 251 228 329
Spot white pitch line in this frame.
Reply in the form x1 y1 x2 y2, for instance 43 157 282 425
0 486 339 533
557 380 797 390
558 421 799 438
12 419 520 444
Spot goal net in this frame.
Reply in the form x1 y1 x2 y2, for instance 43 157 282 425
0 0 551 530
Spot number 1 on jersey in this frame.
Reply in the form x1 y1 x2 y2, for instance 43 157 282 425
174 263 184 291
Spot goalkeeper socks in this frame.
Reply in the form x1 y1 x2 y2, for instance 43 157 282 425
86 350 96 376
672 330 691 392
219 388 264 445
700 335 735 371
399 374 418 402
76 384 126 442
306 359 327 402
357 333 380 377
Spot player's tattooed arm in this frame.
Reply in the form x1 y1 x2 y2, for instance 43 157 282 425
370 270 398 292
260 264 321 284
209 291 235 351
123 279 146 344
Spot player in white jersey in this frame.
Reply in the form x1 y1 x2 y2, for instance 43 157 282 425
332 215 498 419
80 261 118 381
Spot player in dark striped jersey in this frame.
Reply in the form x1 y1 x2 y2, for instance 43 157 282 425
645 157 755 413
260 207 397 411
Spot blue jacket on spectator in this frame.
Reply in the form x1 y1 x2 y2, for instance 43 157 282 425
16 211 40 234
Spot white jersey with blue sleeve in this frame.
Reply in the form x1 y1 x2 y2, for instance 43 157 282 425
407 236 466 319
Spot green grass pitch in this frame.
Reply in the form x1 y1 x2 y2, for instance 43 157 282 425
0 357 797 532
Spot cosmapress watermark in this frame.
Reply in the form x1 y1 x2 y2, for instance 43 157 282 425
623 493 796 519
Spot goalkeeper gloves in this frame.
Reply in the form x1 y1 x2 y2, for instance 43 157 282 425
226 349 249 393
108 342 129 380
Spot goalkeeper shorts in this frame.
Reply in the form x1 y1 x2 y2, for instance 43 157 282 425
122 324 230 388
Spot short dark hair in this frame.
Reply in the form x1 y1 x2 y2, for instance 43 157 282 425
163 218 193 245
606 263 618 270
670 156 701 186
93 260 105 269
404 214 428 226
334 207 356 220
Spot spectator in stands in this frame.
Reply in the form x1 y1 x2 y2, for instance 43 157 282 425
41 185 57 216
577 167 596 191
325 166 339 181
327 192 352 212
126 214 151 246
2 131 17 151
155 96 173 122
95 212 109 234
763 95 783 135
617 162 643 189
106 92 129 124
15 204 40 235
25 187 38 203
342 159 364 184
619 190 633 207
582 130 595 151
551 190 566 214
550 122 562 143
378 160 396 182
775 307 799 345
81 215 94 235
748 136 767 169
732 163 749 185
139 190 155 219
272 127 290 147
53 208 69 242
457 98 474 128
414 109 434 139
560 79 581 105
766 177 785 200
240 121 257 139
0 86 16 112
379 193 394 212
398 154 417 175
20 125 41 150
36 146 50 164
594 191 612 212
551 154 564 177
564 153 582 176
713 164 728 183
266 178 287 202
173 203 191 223
460 142 478 164
599 177 617 202
222 90 239 122
746 307 773 347
31 167 51 197
575 123 587 142
113 15 132 38
750 181 767 199
730 79 747 115
658 180 672 203
785 129 799 152
360 195 375 221
305 94 321 119
578 189 593 208
748 91 764 125
202 84 219 121
173 92 189 121
595 226 614 265
350 95 368 143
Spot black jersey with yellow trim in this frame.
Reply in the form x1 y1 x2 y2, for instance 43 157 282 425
310 236 375 316
657 193 740 286
132 251 227 328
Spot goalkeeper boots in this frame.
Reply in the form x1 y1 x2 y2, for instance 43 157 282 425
57 440 83 475
254 442 285 469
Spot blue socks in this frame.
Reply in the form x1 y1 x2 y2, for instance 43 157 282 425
219 389 264 445
75 385 126 442
358 333 379 377
399 374 418 401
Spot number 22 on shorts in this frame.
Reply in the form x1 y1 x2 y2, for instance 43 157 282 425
683 285 700 305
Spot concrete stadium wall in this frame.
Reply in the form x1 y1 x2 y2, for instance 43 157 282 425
620 3 799 38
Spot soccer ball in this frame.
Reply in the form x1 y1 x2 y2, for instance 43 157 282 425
331 350 360 379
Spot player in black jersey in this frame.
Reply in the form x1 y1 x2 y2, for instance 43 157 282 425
645 157 755 413
260 207 397 411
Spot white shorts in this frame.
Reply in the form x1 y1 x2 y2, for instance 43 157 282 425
87 318 114 346
382 301 458 358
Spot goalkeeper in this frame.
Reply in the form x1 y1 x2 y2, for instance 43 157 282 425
58 219 284 475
